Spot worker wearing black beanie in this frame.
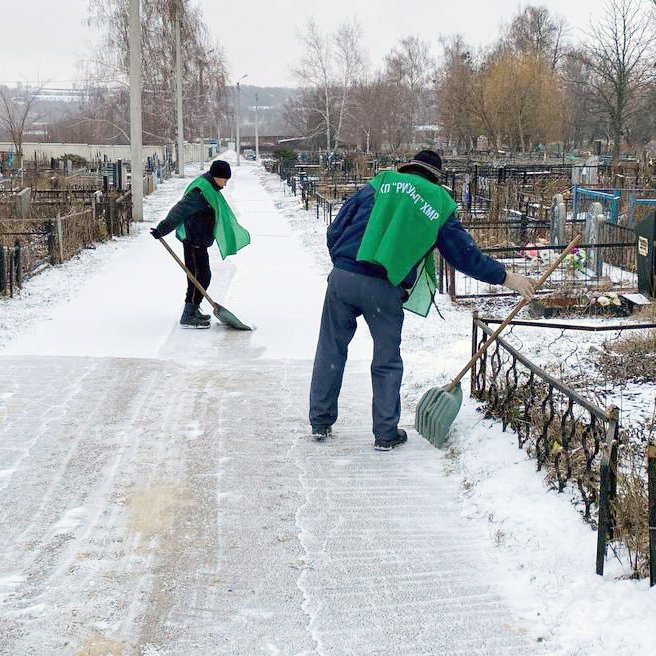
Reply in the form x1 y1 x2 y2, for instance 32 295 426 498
209 159 232 180
150 158 249 328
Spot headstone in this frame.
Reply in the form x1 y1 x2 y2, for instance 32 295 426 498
550 194 566 245
585 156 599 185
585 201 605 277
15 188 31 219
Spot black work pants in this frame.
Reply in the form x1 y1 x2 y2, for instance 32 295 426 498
183 242 211 305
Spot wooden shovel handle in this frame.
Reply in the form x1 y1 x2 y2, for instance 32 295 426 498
448 234 582 391
157 236 218 309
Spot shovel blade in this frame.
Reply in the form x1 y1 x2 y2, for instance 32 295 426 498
414 382 463 448
213 304 252 331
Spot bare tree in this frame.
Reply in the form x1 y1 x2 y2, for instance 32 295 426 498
561 48 600 150
435 35 477 152
283 87 331 149
466 56 502 150
292 19 335 152
0 85 43 172
80 0 227 144
350 74 391 153
503 5 569 70
581 0 654 160
484 52 566 151
291 18 364 152
384 36 435 149
332 21 364 151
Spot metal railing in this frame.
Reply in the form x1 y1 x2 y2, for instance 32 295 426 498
0 193 132 296
95 191 132 237
471 314 655 580
315 192 338 225
0 228 53 296
441 238 636 299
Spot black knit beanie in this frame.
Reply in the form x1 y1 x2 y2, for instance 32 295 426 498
209 160 232 179
397 150 442 183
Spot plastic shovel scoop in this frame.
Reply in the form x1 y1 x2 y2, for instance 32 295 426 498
415 381 464 447
213 303 251 331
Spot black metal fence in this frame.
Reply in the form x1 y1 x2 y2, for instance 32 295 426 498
273 158 639 302
471 314 655 580
95 192 132 237
0 192 133 296
276 164 351 225
441 215 637 299
0 227 53 296
314 193 338 225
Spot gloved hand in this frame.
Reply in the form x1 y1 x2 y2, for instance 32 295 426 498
504 271 536 301
150 227 163 239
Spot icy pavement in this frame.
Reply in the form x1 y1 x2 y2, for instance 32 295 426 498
0 157 654 655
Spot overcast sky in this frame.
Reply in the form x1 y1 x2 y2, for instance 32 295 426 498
1 0 605 88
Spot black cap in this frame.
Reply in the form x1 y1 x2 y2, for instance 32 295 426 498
397 149 442 183
209 159 232 179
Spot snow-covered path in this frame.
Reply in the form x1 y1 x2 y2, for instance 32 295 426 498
3 157 656 656
0 160 541 655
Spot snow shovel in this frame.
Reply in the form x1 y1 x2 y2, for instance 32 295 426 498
415 234 582 447
157 236 252 331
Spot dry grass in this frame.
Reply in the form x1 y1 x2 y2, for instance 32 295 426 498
606 329 656 354
611 455 650 578
599 329 656 383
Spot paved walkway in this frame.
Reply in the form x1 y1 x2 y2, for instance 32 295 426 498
0 162 540 655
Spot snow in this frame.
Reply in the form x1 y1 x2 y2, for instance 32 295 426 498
0 154 654 655
0 164 372 363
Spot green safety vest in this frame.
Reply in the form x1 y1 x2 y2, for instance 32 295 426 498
356 171 457 316
176 175 250 259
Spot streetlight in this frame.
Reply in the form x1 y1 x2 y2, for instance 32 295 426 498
235 74 248 166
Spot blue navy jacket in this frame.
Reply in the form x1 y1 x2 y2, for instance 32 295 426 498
327 183 507 289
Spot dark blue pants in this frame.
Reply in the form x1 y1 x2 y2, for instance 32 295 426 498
309 267 405 439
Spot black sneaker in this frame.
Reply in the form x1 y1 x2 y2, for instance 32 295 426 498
374 428 407 451
311 425 332 441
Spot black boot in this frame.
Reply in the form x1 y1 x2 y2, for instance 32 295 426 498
374 428 408 451
194 304 211 321
180 302 210 328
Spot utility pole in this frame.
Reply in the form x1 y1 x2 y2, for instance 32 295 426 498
235 74 247 166
215 86 221 155
175 0 184 176
255 92 259 162
129 0 143 220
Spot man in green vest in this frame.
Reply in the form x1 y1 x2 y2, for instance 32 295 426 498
309 150 535 449
151 160 250 328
